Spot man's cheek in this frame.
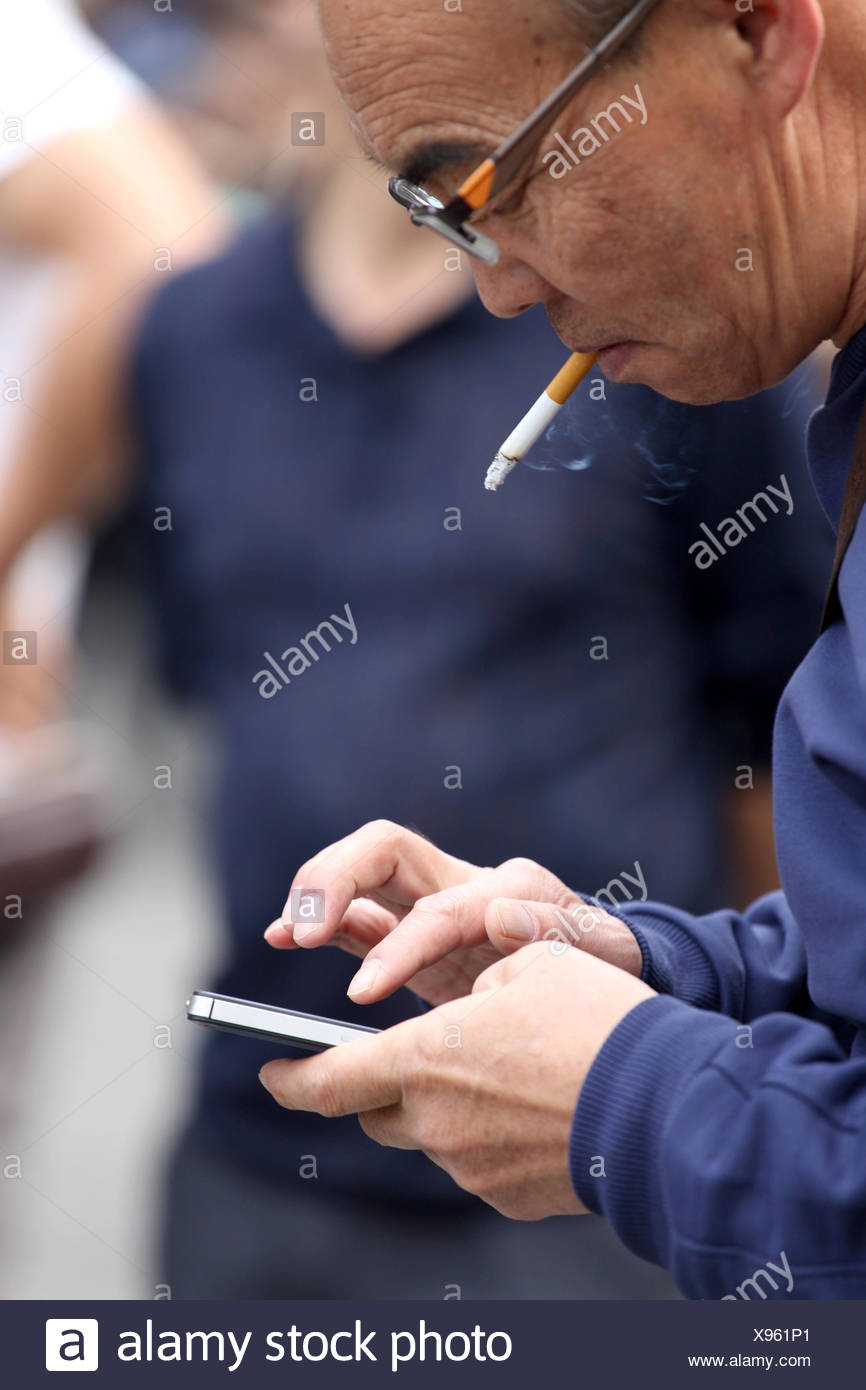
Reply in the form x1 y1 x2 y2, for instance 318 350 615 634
536 186 641 288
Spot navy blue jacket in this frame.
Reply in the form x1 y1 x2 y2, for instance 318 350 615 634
572 323 866 1298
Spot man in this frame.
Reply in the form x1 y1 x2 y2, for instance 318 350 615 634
258 0 866 1299
124 5 828 1298
0 0 828 1300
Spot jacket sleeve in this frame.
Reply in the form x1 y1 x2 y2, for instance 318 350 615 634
570 994 866 1298
617 890 854 1041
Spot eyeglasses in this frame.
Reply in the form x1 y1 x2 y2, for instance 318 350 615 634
389 0 664 265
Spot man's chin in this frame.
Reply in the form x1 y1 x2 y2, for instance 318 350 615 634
595 341 644 380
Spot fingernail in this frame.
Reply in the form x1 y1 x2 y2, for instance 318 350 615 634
348 959 383 998
293 924 319 943
494 900 537 941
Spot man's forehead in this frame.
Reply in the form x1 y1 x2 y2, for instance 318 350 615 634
318 0 566 179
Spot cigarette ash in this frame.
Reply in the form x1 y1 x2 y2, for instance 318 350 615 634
484 451 519 492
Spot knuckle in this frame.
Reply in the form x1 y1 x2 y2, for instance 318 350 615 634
431 1121 464 1163
397 1028 436 1081
366 818 401 841
396 1029 446 1101
496 856 539 878
308 1069 343 1119
290 853 323 887
358 1111 389 1147
548 903 580 936
413 890 459 927
412 1026 444 1072
288 863 312 890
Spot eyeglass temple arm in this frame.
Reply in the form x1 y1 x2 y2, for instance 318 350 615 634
449 0 663 216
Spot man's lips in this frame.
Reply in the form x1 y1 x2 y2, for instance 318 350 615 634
545 305 651 365
568 338 642 355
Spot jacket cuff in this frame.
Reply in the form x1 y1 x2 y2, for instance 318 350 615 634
620 906 720 1010
569 994 738 1267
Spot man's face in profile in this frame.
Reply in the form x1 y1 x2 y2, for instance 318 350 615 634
316 0 828 406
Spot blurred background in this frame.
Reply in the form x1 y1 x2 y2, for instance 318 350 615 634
0 0 835 1300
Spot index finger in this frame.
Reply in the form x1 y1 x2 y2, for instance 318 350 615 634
343 864 578 1002
344 877 502 1002
280 819 474 947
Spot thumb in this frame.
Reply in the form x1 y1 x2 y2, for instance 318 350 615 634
485 897 642 975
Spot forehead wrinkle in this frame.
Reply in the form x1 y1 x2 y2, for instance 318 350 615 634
320 0 584 177
369 73 536 178
326 22 435 118
337 55 483 169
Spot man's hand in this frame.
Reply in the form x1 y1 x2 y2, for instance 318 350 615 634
264 820 642 1006
259 943 655 1220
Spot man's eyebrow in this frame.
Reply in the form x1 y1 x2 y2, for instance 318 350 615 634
398 140 489 186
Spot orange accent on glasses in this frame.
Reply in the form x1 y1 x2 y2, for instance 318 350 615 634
457 159 496 211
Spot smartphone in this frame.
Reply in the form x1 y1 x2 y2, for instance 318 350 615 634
187 990 381 1053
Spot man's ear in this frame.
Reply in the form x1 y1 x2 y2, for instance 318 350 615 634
731 0 825 117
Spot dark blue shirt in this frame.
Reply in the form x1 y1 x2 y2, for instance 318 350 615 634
129 215 829 1204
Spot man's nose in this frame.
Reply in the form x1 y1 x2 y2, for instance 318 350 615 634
472 250 556 320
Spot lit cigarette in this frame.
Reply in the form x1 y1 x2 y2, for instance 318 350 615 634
484 351 598 492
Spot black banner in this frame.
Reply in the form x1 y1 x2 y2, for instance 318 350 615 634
10 1298 863 1387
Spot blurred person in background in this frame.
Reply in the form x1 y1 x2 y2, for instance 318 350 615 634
0 0 226 909
0 0 225 1274
84 0 332 206
1 0 830 1297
